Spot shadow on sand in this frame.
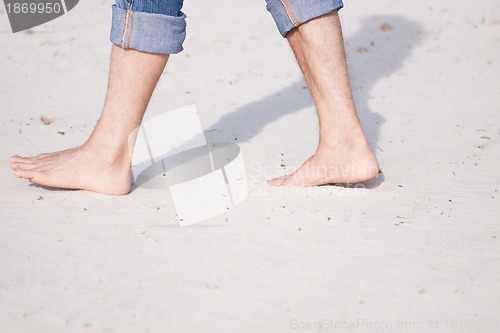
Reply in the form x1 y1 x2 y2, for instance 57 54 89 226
206 14 424 152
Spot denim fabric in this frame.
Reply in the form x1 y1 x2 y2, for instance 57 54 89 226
115 0 183 16
110 0 186 54
266 0 344 37
109 0 344 54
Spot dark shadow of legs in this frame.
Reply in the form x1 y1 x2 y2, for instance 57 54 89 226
204 80 312 142
207 15 424 155
346 15 424 155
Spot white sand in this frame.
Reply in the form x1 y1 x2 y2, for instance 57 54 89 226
1 0 499 332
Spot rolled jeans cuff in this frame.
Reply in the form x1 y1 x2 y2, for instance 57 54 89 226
110 5 186 55
266 0 344 37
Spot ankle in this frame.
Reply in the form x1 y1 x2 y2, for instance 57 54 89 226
319 129 368 149
82 138 130 166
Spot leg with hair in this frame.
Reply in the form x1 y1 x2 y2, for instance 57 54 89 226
268 11 379 186
9 46 169 195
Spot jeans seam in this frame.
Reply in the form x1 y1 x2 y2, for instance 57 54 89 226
121 9 135 49
127 10 134 48
279 0 300 27
121 9 130 48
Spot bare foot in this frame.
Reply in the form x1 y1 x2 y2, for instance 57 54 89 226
267 140 380 186
9 141 131 195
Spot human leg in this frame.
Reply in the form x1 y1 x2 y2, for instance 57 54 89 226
265 1 379 186
10 0 186 195
10 46 168 195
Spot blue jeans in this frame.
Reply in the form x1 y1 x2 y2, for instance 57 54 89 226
110 0 344 55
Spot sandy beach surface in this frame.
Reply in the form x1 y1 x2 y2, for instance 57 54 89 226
1 0 499 332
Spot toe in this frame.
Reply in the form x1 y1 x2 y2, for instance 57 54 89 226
11 161 40 171
14 169 34 180
9 155 27 164
10 161 21 170
277 175 301 186
10 154 42 169
267 175 287 186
